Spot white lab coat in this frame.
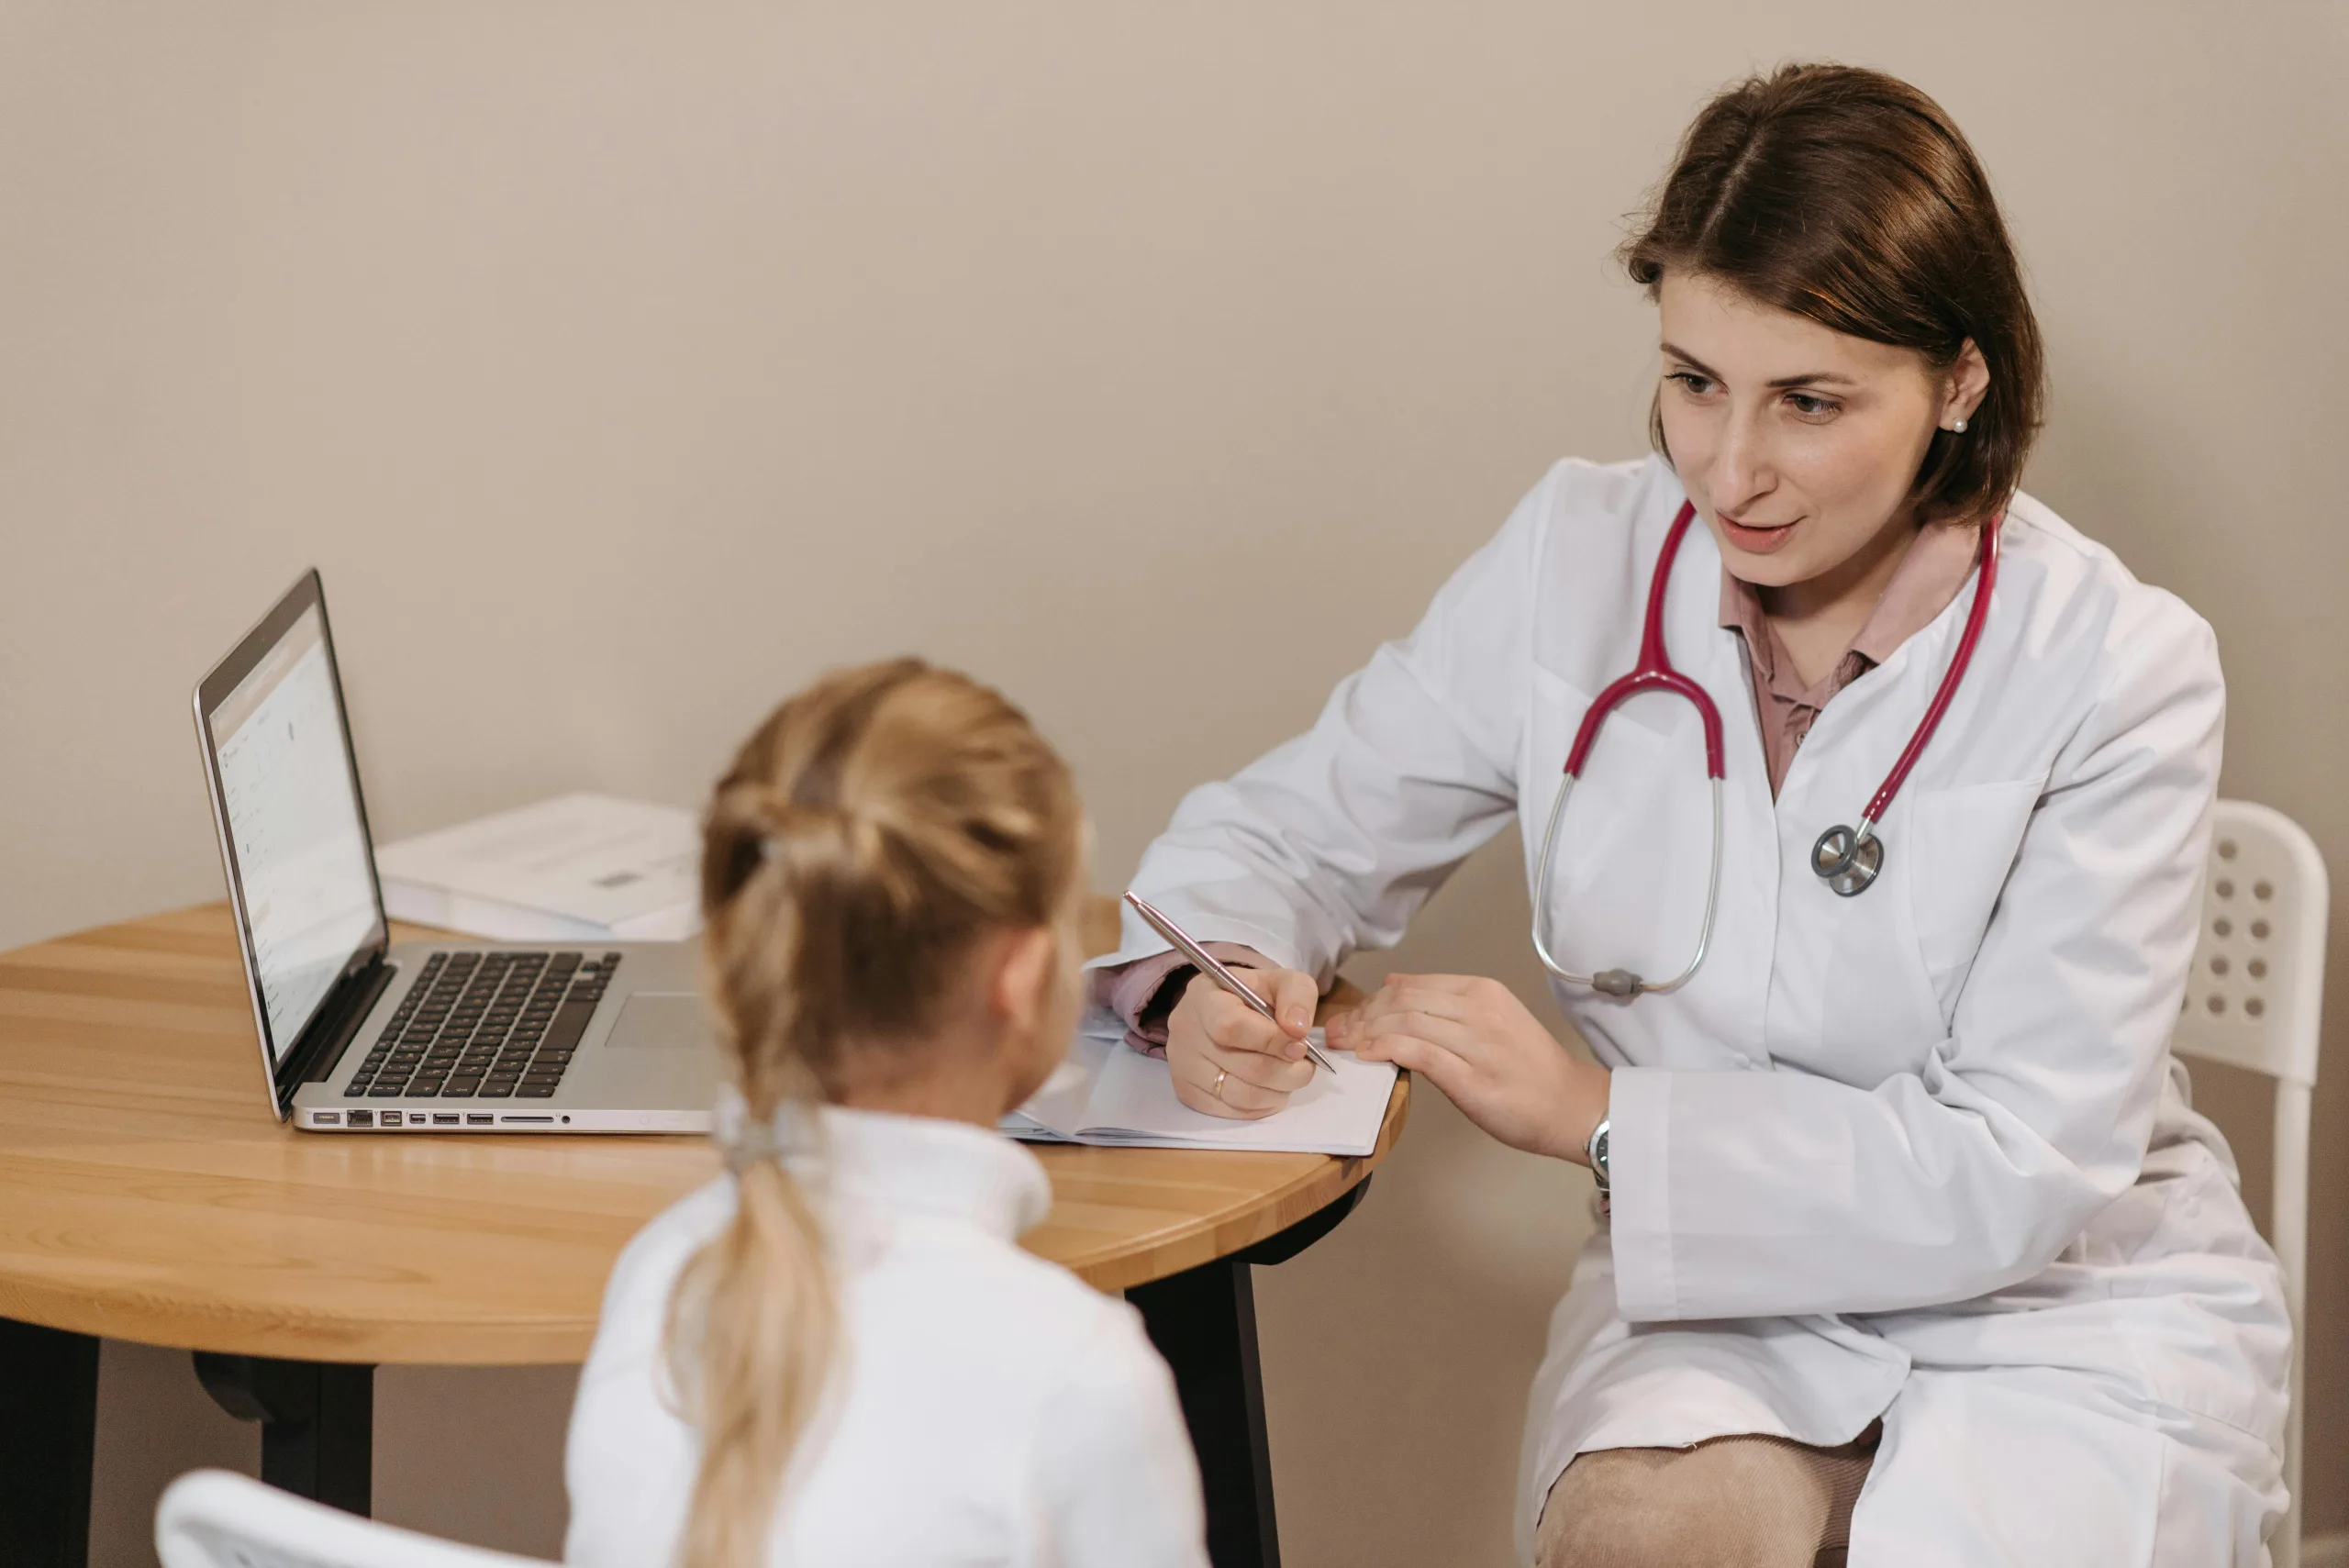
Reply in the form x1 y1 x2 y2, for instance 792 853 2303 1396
1106 456 2289 1566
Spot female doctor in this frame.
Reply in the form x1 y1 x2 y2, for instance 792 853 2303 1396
1095 63 2289 1568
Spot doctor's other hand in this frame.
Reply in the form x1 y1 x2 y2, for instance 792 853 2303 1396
1327 974 1609 1164
1165 964 1319 1120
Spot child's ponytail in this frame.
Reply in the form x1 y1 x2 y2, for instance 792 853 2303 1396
663 658 1083 1568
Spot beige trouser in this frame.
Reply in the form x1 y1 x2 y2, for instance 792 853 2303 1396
1535 1426 1881 1568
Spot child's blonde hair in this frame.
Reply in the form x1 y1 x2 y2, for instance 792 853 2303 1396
662 657 1085 1568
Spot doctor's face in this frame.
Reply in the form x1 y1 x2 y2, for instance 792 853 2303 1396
1655 272 1967 593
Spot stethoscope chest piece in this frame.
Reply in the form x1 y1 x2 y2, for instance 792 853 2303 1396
1811 824 1884 897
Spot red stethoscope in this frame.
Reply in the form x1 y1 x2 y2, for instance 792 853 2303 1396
1531 499 2000 997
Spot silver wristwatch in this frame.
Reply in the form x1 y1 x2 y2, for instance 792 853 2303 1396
1584 1118 1610 1192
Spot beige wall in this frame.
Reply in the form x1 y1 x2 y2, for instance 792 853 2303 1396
5 3 2345 1562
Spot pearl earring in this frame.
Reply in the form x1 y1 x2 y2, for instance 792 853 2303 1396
1951 417 1968 434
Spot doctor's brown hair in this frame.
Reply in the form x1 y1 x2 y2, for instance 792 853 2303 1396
1623 62 2046 525
662 657 1084 1568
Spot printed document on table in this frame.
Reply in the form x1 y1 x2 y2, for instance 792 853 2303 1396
376 794 701 942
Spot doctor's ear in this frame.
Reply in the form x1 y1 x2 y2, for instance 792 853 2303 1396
1942 339 1990 433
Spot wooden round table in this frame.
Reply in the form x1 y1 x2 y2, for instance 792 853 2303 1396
0 900 1405 1568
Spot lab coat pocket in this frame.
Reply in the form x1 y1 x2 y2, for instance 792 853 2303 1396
1906 778 2043 1018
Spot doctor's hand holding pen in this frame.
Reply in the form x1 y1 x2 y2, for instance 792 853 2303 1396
1163 963 1321 1119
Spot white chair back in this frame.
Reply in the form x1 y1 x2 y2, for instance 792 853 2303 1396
2171 798 2327 1568
157 1471 557 1568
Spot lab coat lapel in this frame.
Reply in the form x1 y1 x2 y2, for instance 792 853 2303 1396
1765 596 1964 1073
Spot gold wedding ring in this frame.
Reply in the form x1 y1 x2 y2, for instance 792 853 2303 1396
1212 1067 1229 1102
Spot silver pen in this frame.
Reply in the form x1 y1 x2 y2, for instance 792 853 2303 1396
1122 891 1336 1073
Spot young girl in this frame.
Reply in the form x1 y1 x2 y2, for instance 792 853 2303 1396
564 659 1208 1568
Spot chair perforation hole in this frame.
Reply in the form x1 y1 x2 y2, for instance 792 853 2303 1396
2250 959 2268 979
2246 998 2266 1018
2210 956 2229 975
2254 880 2274 901
2219 839 2238 860
2214 917 2232 939
2215 879 2235 899
2207 995 2226 1014
2253 920 2270 940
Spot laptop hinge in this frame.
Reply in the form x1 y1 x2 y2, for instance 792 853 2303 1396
275 956 397 1112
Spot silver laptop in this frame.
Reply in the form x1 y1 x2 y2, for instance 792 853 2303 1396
194 569 719 1134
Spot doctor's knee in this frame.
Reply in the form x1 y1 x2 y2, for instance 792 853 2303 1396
1535 1439 1851 1568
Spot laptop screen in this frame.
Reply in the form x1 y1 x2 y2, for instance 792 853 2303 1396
205 601 382 1064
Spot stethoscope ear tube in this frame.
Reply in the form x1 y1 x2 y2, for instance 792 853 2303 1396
1805 516 2000 900
1849 518 2003 837
1532 771 1725 995
1531 499 1730 995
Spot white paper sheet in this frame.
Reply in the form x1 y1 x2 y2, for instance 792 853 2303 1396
1003 1023 1397 1156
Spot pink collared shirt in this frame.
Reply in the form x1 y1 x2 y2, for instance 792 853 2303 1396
1098 522 1982 1044
1718 520 1982 795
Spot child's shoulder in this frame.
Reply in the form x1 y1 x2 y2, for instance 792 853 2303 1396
872 1218 1176 1428
591 1176 1146 1366
879 1207 1148 1351
587 1177 741 1345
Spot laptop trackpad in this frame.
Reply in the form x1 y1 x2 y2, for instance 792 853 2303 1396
605 992 715 1052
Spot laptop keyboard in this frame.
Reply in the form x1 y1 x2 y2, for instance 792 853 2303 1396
343 950 622 1102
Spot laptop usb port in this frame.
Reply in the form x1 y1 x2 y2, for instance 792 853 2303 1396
466 1114 495 1126
347 1110 373 1128
433 1113 460 1126
313 1111 342 1126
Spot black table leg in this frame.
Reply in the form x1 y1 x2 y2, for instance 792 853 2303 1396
1129 1176 1375 1568
0 1317 100 1568
1132 1252 1279 1568
194 1353 373 1514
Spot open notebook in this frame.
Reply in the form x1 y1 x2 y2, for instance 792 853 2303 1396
1003 1022 1397 1156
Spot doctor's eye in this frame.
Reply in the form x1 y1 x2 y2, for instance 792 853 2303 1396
1664 371 1715 397
1783 392 1842 420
